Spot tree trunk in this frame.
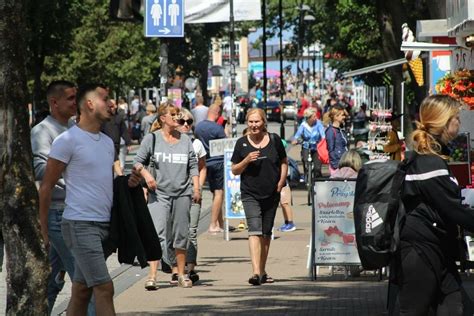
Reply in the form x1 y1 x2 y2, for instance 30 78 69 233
198 52 210 104
0 1 49 314
375 0 406 113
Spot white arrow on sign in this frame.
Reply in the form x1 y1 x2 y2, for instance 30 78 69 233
159 28 171 34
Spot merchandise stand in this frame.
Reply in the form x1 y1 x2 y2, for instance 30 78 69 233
448 132 474 272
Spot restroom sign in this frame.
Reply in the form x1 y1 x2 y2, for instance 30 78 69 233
145 0 184 37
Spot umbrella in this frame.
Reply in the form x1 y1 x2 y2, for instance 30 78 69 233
254 69 281 78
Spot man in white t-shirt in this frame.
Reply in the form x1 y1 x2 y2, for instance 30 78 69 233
39 84 141 315
130 95 140 117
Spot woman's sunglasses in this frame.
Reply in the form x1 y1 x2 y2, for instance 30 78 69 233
178 118 194 126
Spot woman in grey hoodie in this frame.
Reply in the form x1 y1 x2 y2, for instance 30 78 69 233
134 103 200 289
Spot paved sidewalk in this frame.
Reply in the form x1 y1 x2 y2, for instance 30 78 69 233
113 189 389 315
2 137 472 315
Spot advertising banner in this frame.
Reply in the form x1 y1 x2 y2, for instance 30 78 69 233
224 150 245 219
430 50 451 94
209 138 238 157
167 88 182 107
314 180 360 265
185 0 261 24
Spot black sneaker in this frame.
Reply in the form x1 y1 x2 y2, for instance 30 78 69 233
169 273 178 285
189 270 200 284
161 260 172 274
248 274 261 286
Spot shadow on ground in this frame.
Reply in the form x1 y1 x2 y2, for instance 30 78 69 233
117 274 389 316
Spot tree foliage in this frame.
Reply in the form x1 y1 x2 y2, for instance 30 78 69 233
26 0 249 105
40 0 161 99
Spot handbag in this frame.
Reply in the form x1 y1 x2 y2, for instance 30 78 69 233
317 138 329 164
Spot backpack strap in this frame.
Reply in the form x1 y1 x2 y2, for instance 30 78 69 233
269 132 277 145
390 153 417 253
150 132 156 165
268 132 285 160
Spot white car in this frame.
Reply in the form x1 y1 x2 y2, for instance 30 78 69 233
282 100 297 120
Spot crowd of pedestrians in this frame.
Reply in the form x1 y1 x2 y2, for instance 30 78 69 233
23 75 474 316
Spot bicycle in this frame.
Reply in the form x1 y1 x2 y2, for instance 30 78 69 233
296 139 317 206
305 150 313 206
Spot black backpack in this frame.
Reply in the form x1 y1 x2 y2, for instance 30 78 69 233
353 156 414 270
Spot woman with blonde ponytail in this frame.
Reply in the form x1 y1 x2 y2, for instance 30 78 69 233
397 95 474 315
410 95 461 157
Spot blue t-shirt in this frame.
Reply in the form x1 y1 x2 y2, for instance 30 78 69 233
194 120 226 166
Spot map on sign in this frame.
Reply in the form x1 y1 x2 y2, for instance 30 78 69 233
145 0 184 37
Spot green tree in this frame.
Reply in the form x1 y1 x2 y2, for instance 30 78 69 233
25 0 83 110
42 0 161 98
266 0 446 113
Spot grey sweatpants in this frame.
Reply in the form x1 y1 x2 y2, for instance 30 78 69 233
186 203 201 264
148 193 191 267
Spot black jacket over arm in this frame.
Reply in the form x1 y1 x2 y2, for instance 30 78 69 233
109 176 161 268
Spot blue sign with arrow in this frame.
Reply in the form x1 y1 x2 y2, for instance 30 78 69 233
145 0 184 37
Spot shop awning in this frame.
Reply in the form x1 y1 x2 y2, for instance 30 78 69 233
342 58 407 78
401 41 457 51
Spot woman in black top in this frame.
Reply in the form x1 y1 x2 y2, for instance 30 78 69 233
399 95 474 315
231 108 288 286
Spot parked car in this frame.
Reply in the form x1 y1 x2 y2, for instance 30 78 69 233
282 99 297 120
265 101 282 122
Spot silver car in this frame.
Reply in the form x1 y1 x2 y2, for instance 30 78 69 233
282 100 297 120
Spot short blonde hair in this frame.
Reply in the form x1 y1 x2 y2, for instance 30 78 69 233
338 150 362 171
180 108 194 121
304 108 317 120
410 95 461 157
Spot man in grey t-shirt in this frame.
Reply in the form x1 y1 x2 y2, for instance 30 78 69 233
141 103 157 137
31 80 77 313
191 95 208 126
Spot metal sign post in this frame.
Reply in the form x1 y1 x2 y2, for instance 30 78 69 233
229 0 237 138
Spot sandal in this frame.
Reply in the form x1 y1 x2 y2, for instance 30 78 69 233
144 278 158 291
248 274 261 286
260 274 274 284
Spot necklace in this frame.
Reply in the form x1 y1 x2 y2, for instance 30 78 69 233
248 133 265 148
85 131 101 141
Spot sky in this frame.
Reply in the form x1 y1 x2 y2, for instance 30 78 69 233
247 27 294 45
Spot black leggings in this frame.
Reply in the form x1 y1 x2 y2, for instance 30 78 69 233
398 246 463 316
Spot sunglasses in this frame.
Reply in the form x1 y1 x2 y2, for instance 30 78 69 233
178 118 194 126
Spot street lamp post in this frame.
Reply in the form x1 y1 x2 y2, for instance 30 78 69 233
279 0 285 139
229 0 237 137
319 44 325 94
295 4 314 132
262 0 267 104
